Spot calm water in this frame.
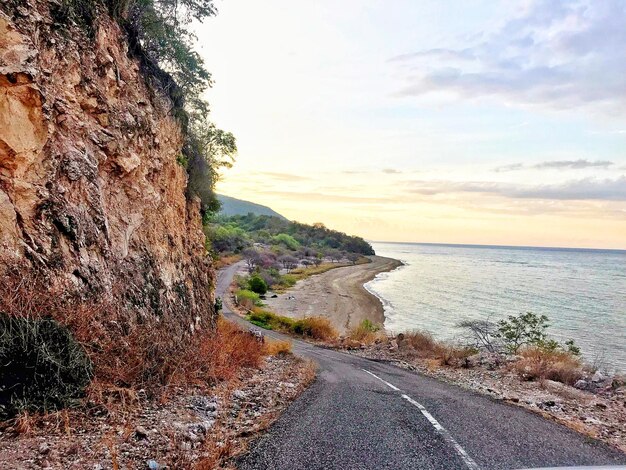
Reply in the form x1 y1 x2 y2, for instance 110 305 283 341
366 242 626 372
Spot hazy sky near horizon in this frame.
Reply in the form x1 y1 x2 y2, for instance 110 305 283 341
195 0 626 249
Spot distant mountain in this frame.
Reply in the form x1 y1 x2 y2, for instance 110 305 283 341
217 194 287 220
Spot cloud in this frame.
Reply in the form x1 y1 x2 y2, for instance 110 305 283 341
391 1 626 113
495 159 614 172
533 159 613 169
382 168 402 174
258 172 312 181
257 190 393 204
407 176 626 201
494 163 525 173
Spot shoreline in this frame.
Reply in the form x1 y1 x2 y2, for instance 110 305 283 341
263 255 402 334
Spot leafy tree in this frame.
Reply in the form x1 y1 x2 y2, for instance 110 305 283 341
242 248 262 273
248 275 268 295
327 249 343 263
186 119 237 213
204 224 249 253
278 255 299 272
346 253 360 265
272 233 300 251
497 312 549 353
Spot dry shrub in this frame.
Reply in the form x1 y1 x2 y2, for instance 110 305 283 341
264 339 293 356
402 330 448 358
13 411 34 435
439 346 477 366
0 268 268 415
513 347 584 385
213 254 242 270
173 317 266 387
348 320 385 344
294 316 338 341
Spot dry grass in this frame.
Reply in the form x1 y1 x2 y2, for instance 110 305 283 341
288 262 350 282
0 269 269 414
264 339 293 356
401 330 448 358
214 254 242 270
513 347 584 385
348 321 385 345
295 316 338 341
247 308 338 342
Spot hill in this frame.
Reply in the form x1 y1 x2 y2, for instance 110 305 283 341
218 194 287 220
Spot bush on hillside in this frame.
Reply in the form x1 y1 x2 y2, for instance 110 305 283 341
246 309 337 341
0 314 93 420
248 275 268 295
272 233 300 250
235 289 263 310
497 312 550 353
513 347 584 385
348 319 383 343
292 317 338 341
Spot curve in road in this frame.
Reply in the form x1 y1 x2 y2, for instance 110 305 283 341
217 262 626 470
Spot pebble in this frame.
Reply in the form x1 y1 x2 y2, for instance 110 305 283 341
135 426 149 440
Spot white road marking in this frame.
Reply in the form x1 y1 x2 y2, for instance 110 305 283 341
362 368 401 390
362 368 480 470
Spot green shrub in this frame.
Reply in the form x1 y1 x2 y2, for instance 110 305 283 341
360 319 380 333
248 275 268 295
234 275 249 290
497 312 549 353
0 314 93 420
280 274 297 287
292 317 337 341
235 289 263 309
248 310 295 331
271 233 300 250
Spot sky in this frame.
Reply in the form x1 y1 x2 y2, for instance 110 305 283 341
194 0 626 249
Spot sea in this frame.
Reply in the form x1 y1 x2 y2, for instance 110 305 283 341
366 242 626 373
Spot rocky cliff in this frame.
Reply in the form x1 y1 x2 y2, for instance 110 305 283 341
0 1 214 327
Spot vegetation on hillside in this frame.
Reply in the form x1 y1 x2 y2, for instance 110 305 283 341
207 212 374 298
205 213 374 256
217 194 287 219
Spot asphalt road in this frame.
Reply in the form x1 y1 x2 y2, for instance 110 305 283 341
217 262 626 470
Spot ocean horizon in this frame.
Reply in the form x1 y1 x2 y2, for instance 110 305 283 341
371 240 626 254
366 241 626 373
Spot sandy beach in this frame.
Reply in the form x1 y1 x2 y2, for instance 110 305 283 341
263 256 402 334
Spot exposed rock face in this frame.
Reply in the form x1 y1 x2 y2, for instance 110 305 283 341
0 1 214 326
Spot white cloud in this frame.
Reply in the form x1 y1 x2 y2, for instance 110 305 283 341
494 159 614 172
408 176 626 201
391 0 626 114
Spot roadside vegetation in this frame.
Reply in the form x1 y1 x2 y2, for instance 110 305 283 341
337 312 589 388
245 309 338 342
0 269 302 468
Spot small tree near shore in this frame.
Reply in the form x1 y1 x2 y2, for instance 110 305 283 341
457 312 581 356
497 312 549 353
456 319 500 353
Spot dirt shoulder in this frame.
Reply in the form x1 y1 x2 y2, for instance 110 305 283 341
263 256 402 334
0 354 315 470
